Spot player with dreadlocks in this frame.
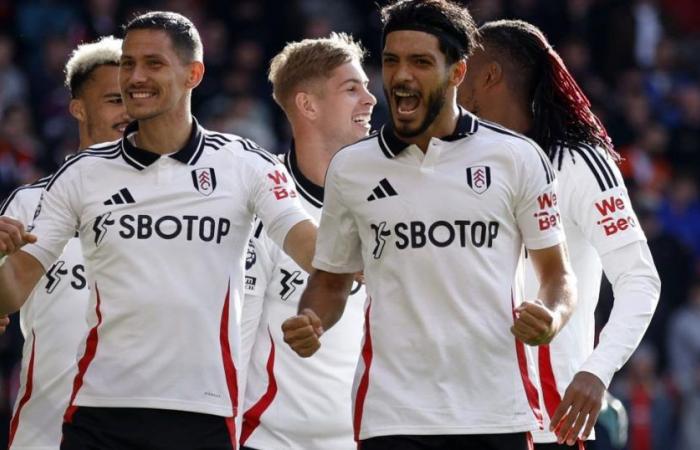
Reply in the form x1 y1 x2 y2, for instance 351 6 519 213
459 19 660 449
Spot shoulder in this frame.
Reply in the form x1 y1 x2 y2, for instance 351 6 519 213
0 175 51 215
202 129 281 168
551 141 623 193
329 131 381 170
46 140 123 191
476 119 555 184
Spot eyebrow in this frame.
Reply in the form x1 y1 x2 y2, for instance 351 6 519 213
340 78 369 87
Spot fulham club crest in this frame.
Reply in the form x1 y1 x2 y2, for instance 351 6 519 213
192 168 217 196
466 166 491 194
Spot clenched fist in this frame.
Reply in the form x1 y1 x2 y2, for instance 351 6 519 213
0 216 37 255
282 308 324 357
511 299 562 346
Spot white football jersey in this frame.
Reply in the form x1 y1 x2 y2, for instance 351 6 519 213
240 146 365 450
525 143 646 443
313 109 565 440
21 119 311 428
3 178 88 450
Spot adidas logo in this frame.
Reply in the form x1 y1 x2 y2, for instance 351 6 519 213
367 178 398 202
104 188 135 205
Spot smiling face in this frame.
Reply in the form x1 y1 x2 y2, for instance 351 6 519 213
382 30 455 139
314 59 376 148
76 64 130 145
119 29 195 121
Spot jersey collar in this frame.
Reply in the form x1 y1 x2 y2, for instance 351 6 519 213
121 117 205 170
378 106 479 158
284 140 324 208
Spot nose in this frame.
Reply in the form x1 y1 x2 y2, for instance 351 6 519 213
128 62 148 84
363 86 377 107
393 61 413 84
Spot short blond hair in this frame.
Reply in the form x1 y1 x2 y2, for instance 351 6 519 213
268 32 366 113
65 35 122 98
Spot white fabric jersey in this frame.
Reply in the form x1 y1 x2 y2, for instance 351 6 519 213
524 143 655 443
240 145 365 450
2 179 88 450
21 118 311 422
313 109 565 440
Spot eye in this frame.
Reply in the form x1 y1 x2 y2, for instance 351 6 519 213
109 98 123 104
120 60 134 69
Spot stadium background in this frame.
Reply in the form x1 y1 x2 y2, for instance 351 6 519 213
0 0 698 448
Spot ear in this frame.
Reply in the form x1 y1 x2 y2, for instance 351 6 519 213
69 99 86 123
185 61 205 89
294 91 318 120
483 61 503 89
450 58 467 87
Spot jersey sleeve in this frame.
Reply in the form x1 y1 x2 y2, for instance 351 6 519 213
312 156 363 273
513 142 565 250
561 147 645 256
1 188 38 225
21 167 81 270
246 157 311 250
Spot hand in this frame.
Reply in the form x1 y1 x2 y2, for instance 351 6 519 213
0 216 37 255
511 299 561 345
0 315 8 335
354 272 365 285
282 308 323 357
550 371 606 445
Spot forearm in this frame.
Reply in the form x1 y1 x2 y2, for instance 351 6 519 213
579 241 660 387
298 270 353 331
538 269 577 329
0 252 43 315
282 220 317 274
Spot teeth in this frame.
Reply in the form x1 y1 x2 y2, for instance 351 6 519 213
131 92 154 99
394 90 416 97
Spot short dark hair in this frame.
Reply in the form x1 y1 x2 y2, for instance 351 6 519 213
380 0 478 65
124 11 203 63
479 20 616 160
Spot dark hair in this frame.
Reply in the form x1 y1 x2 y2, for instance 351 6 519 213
124 11 203 63
479 20 617 161
381 0 478 65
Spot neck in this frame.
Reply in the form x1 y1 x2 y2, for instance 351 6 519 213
134 105 193 154
78 127 93 150
402 101 461 153
291 124 334 187
480 95 532 135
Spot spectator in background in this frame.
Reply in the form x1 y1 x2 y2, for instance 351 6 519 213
0 34 28 114
655 174 700 264
667 281 700 450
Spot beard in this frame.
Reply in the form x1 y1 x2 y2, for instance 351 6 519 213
386 76 449 139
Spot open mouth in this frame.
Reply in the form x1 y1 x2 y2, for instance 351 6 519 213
113 122 129 133
393 87 420 116
128 90 156 100
352 113 371 128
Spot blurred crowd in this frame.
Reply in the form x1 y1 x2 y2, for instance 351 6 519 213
0 0 698 448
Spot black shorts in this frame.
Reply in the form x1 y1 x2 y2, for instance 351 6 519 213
359 432 533 450
61 407 235 450
535 442 586 450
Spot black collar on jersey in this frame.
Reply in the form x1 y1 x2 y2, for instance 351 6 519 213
284 140 324 208
377 106 479 158
121 117 205 170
